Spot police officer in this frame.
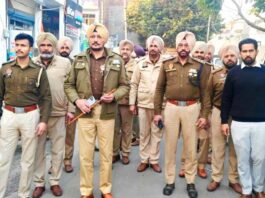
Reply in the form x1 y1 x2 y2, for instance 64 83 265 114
32 33 72 198
130 35 165 174
57 36 76 173
0 33 51 198
64 23 128 198
112 39 137 165
154 31 211 198
179 41 210 179
200 44 242 194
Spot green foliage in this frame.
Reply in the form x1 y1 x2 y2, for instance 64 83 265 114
127 0 222 47
253 0 265 12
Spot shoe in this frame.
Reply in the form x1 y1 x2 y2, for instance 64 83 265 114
207 180 220 191
150 163 162 173
101 193 113 198
112 155 120 163
81 195 94 198
163 183 175 196
32 186 45 198
48 166 52 174
178 169 185 178
64 164 73 173
253 190 265 198
50 185 63 196
229 182 242 194
197 168 207 178
240 194 252 198
121 156 130 165
137 163 149 172
131 138 139 146
187 184 198 198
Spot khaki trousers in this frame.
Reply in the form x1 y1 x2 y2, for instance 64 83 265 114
211 107 239 183
0 109 40 198
78 105 115 196
34 116 66 187
138 107 163 164
165 102 200 184
113 105 133 157
64 121 77 165
180 114 211 170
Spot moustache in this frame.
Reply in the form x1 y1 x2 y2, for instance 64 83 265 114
92 42 100 45
40 52 54 59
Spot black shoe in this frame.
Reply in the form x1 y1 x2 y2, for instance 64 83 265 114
187 184 198 198
163 183 175 196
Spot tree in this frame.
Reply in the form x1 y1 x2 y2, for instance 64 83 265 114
126 0 222 47
231 0 265 32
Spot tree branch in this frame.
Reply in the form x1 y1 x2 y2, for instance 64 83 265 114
231 0 265 32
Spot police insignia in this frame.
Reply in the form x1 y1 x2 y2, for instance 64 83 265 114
5 68 12 77
169 63 174 70
113 59 120 66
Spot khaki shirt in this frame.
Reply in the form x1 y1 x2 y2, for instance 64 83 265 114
130 56 163 109
64 48 129 120
33 55 74 117
202 67 228 118
154 56 211 115
119 58 137 105
0 59 52 123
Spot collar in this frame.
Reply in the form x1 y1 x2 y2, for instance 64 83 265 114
89 48 107 59
145 55 163 65
241 61 261 69
11 58 36 68
174 56 194 65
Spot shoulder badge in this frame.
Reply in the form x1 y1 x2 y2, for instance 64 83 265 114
2 59 16 67
4 67 12 78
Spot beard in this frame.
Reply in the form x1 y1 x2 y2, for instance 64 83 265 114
60 51 70 58
178 50 190 58
223 61 236 69
40 52 54 60
242 56 255 66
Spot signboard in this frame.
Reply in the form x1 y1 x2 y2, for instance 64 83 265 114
65 0 83 28
65 24 79 38
81 0 99 9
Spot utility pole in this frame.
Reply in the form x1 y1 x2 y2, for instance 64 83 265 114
124 0 127 40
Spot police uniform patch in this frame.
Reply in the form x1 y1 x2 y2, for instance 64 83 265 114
112 59 121 67
4 68 12 78
169 63 174 70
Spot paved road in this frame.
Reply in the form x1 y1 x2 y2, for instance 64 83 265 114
5 135 249 198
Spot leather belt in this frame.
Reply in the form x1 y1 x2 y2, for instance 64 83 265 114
168 99 198 106
5 104 38 113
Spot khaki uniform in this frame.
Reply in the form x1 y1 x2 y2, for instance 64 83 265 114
113 58 136 157
64 57 77 166
154 56 210 184
201 67 239 183
130 56 164 164
0 59 51 198
33 55 72 187
64 48 129 196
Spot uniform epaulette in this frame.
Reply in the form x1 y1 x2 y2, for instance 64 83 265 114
162 55 175 62
2 59 16 66
112 51 122 57
75 51 87 58
190 57 206 64
136 56 146 64
32 60 46 69
211 67 224 74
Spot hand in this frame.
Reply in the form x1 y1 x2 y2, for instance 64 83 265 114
130 105 137 115
221 124 230 136
35 122 47 136
75 99 91 114
154 115 163 126
196 118 207 129
101 93 114 103
65 112 75 123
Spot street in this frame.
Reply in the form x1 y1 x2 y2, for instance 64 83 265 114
4 135 246 198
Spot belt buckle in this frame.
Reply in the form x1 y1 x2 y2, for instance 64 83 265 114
178 101 187 106
14 107 25 113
